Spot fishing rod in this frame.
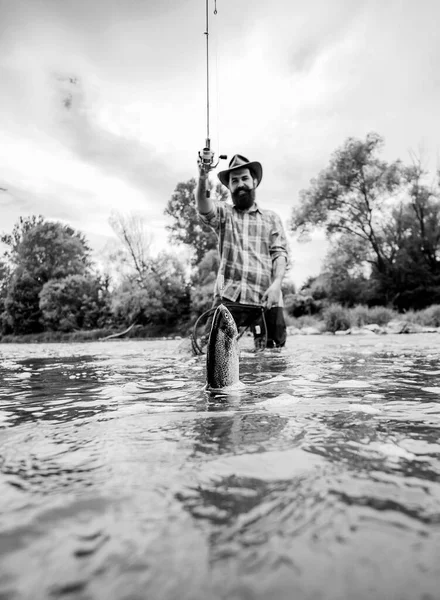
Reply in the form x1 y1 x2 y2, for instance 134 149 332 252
198 0 227 174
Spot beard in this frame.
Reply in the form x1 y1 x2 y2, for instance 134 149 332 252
231 186 256 210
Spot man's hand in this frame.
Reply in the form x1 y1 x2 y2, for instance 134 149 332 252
198 149 213 178
262 282 281 310
197 156 209 179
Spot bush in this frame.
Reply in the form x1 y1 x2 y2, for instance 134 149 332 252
348 305 370 328
285 314 325 331
401 304 440 327
4 270 43 334
323 304 351 332
39 274 111 332
284 293 322 318
349 305 395 328
419 305 440 327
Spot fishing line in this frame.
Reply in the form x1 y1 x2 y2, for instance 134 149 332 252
214 0 221 165
205 0 210 142
213 1 220 165
199 0 227 174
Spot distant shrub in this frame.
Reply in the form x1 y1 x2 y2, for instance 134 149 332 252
401 304 440 327
421 305 440 327
284 294 322 318
367 306 396 325
349 305 371 328
350 305 395 327
323 304 351 332
285 314 324 331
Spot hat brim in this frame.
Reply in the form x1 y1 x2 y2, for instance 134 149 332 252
218 161 263 189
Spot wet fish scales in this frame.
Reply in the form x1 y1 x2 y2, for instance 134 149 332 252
206 304 239 389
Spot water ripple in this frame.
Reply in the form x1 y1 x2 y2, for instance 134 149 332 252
0 336 439 599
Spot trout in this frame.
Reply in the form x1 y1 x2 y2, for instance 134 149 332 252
206 304 240 389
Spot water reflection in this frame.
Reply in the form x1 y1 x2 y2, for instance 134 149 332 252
0 336 439 599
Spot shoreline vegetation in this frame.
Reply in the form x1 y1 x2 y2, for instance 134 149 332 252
3 135 440 345
285 303 440 335
2 303 440 344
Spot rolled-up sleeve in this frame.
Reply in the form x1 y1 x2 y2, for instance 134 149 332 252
269 213 290 267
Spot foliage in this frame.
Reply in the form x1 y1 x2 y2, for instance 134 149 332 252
285 314 325 331
2 219 91 283
322 304 351 332
39 274 111 332
287 302 440 332
1 217 93 334
111 252 190 327
190 248 219 315
164 178 228 264
3 269 43 334
349 305 395 328
1 216 44 263
284 293 322 318
108 212 153 282
400 304 440 327
291 133 402 246
291 133 440 309
0 259 10 333
417 304 440 327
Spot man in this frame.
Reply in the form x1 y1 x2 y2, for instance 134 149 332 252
196 153 289 348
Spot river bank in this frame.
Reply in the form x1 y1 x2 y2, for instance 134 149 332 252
2 321 439 344
2 303 440 343
288 320 440 336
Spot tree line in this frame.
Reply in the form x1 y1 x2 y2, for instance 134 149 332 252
1 131 439 337
0 181 226 337
290 132 440 312
0 215 191 336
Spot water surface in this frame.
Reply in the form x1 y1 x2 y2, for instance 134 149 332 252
1 334 439 599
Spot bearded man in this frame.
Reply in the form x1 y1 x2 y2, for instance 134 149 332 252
196 154 289 348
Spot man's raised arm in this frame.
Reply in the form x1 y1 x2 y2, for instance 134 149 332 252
196 161 215 215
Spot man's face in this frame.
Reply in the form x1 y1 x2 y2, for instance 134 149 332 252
229 168 257 210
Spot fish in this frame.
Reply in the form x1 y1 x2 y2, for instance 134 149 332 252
206 304 240 389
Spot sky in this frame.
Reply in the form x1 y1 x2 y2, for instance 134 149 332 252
1 0 440 287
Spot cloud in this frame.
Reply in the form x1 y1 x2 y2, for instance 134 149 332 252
1 0 440 287
53 76 177 196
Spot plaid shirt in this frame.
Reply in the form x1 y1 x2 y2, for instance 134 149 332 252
199 201 289 306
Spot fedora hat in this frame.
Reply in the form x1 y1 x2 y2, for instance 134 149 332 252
218 154 263 188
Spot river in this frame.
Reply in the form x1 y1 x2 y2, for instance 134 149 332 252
0 334 439 600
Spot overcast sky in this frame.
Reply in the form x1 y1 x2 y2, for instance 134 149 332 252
1 0 440 286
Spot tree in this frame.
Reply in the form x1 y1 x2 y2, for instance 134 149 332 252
164 178 228 264
291 133 440 308
39 274 111 332
291 133 403 278
111 252 190 327
108 212 153 283
3 269 43 334
1 217 93 333
190 248 219 315
1 215 44 265
0 258 10 331
321 235 377 306
3 219 91 284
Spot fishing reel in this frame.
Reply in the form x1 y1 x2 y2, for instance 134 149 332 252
198 139 227 174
